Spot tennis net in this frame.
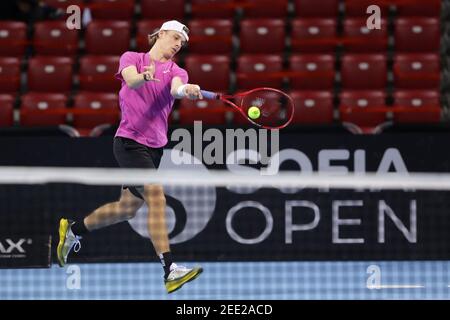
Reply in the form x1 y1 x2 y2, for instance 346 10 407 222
0 167 449 299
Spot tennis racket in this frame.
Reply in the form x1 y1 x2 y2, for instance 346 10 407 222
200 87 294 130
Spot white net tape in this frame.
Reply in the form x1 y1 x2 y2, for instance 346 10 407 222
0 166 449 190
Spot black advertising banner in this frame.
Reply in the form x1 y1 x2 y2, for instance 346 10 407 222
0 235 52 268
1 131 450 262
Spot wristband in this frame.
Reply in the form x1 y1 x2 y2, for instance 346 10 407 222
176 84 188 98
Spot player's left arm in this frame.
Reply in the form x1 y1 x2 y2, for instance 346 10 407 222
171 77 203 100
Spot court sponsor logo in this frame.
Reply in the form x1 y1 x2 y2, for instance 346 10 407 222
225 147 416 245
129 147 415 246
0 236 51 268
0 238 32 258
225 199 417 245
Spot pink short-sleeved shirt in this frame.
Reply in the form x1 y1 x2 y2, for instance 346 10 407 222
114 51 188 148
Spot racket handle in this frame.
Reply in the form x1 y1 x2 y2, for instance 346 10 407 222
200 90 219 100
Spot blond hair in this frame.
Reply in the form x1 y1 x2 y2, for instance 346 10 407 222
148 33 159 49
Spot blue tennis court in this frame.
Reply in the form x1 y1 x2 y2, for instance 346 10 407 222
1 261 449 300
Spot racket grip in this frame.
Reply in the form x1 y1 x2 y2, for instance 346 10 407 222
200 90 219 100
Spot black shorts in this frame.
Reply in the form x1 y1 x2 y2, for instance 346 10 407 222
113 136 163 199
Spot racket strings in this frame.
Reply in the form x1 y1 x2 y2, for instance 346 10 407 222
241 92 286 126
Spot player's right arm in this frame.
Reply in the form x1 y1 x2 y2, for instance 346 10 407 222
121 62 159 89
171 76 203 100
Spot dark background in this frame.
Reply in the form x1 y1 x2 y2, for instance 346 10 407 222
1 127 450 264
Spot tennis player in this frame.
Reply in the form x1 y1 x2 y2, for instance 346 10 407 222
57 20 203 294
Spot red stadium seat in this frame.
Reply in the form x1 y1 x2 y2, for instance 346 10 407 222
184 55 230 91
27 56 73 92
33 21 79 56
294 0 338 17
0 21 27 57
239 19 285 54
79 55 121 92
395 0 441 17
188 19 233 54
242 0 289 18
339 90 387 128
0 94 15 127
90 0 135 20
344 0 390 17
393 90 441 123
85 21 130 55
136 20 166 52
141 0 185 20
0 57 21 93
395 18 440 53
178 99 228 125
191 0 235 19
289 54 335 90
290 90 334 124
393 54 440 90
291 18 337 53
72 92 120 129
341 54 387 90
20 92 67 127
342 18 388 53
236 55 284 90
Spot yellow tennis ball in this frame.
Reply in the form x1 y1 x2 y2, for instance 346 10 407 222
248 106 261 119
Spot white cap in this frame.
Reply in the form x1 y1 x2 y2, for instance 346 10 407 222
150 20 189 42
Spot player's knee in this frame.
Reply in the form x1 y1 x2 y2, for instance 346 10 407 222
122 208 137 220
119 193 144 220
143 185 166 209
120 203 139 220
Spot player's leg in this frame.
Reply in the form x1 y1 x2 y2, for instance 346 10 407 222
57 188 144 267
83 188 144 230
142 184 169 254
141 184 203 293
